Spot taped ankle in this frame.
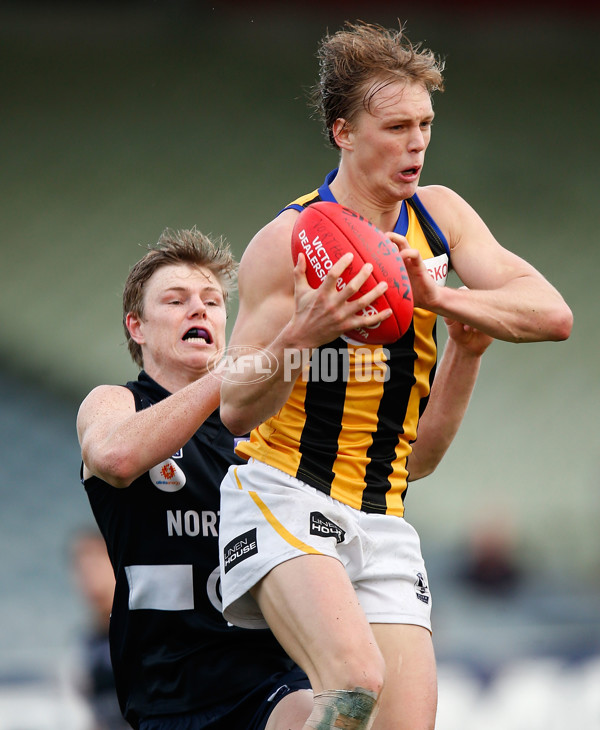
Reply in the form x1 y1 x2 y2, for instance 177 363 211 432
305 688 378 729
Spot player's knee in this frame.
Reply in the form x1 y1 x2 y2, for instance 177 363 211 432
306 688 380 730
336 645 385 697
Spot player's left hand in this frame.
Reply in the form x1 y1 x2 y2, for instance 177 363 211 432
387 231 442 311
444 316 493 356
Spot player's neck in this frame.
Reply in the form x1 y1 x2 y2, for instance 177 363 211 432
329 167 403 232
143 362 208 395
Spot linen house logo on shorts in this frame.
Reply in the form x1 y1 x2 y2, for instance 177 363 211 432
223 529 258 573
309 512 346 544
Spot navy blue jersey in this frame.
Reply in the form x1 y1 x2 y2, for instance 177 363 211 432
84 372 296 728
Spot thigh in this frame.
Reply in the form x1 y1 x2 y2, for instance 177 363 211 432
263 690 313 730
370 624 437 730
252 553 385 697
248 666 312 730
219 462 356 630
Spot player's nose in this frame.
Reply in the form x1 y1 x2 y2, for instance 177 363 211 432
188 294 207 317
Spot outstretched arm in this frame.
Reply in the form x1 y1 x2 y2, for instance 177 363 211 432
391 186 573 343
407 317 493 481
77 374 220 488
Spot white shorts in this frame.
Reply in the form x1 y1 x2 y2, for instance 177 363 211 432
218 459 432 632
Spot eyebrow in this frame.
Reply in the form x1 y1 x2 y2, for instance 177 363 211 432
385 111 435 122
162 285 224 297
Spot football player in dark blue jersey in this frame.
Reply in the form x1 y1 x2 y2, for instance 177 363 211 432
77 228 313 730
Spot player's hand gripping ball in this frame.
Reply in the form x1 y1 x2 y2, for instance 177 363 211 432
291 201 414 344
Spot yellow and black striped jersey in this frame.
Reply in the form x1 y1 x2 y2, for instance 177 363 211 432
236 169 450 517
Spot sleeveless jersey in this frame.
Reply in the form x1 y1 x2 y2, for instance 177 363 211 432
236 169 451 517
84 372 296 728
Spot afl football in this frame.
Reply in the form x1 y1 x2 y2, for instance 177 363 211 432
291 201 413 343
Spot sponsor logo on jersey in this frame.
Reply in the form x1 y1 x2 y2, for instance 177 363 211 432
310 512 346 544
149 458 186 492
423 254 448 287
415 572 430 604
223 529 258 573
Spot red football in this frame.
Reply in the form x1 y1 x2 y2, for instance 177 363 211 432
291 201 413 344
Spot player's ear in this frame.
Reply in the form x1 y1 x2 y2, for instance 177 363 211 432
126 312 145 345
332 118 353 150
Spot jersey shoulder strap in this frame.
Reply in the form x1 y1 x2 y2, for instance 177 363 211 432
277 190 322 216
406 195 450 259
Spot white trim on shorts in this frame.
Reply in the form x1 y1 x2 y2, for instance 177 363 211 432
218 459 432 632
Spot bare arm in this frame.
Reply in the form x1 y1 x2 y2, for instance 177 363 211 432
391 186 573 343
407 318 493 481
219 212 392 435
77 374 220 488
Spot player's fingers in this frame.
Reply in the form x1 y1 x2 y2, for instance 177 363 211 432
293 252 307 276
319 251 357 289
387 232 410 251
348 280 388 312
339 261 376 299
399 247 423 266
348 306 393 330
292 253 312 292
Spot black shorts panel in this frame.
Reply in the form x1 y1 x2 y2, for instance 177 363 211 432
139 667 311 730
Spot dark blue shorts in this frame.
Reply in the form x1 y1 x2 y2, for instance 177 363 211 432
138 667 310 730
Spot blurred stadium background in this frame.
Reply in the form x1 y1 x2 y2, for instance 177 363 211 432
1 1 598 728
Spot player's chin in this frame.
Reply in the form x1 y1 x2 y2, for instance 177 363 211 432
396 181 420 199
185 348 219 371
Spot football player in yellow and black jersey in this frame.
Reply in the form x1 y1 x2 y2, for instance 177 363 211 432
218 21 572 730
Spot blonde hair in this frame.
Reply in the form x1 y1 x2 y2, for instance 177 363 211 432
310 21 445 148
